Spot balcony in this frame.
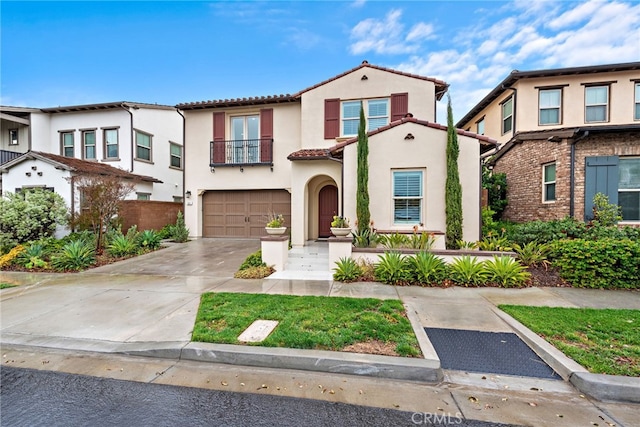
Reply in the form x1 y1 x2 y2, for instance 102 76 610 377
210 138 273 168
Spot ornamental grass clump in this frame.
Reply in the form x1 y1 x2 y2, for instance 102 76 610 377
374 252 411 285
332 257 362 282
483 255 530 288
408 251 448 285
449 255 488 286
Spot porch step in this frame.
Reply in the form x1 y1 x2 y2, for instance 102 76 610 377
266 270 334 281
285 257 329 272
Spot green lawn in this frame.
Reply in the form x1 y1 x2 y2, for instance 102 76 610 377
499 305 640 377
0 283 17 290
192 292 421 357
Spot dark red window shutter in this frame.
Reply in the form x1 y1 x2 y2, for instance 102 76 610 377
324 98 340 139
391 93 409 122
260 108 273 163
212 112 225 163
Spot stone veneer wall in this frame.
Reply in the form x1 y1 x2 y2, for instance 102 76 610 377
493 131 640 223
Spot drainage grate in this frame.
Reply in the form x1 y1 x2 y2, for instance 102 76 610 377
425 327 561 379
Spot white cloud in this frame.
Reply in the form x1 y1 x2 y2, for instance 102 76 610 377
351 0 366 8
406 22 435 42
547 0 602 30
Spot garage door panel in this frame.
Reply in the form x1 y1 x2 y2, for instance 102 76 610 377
203 190 291 238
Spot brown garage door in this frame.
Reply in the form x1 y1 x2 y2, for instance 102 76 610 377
202 190 291 238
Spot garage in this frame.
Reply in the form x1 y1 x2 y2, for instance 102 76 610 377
202 190 291 238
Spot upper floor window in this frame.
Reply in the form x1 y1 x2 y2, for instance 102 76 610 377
635 83 640 121
539 89 561 125
585 85 609 123
393 170 423 225
170 142 183 169
135 130 152 162
104 129 119 159
619 157 640 221
136 192 151 201
9 129 18 145
543 162 556 202
230 115 259 163
501 97 513 134
82 130 96 160
342 98 389 136
61 131 74 157
476 117 485 135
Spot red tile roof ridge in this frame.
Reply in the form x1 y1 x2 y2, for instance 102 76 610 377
177 94 297 109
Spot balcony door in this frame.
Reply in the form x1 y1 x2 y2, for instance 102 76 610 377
231 115 259 163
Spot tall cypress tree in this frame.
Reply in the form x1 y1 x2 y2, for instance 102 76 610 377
445 94 463 249
356 102 371 238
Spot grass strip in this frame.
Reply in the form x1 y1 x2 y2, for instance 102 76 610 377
0 283 17 289
193 292 421 357
499 305 639 377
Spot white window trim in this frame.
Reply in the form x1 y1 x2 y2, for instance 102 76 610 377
538 88 562 126
392 169 424 226
103 128 119 160
542 162 556 203
618 157 640 223
585 85 609 123
341 98 390 137
501 97 513 135
634 82 640 121
82 129 97 160
229 114 260 164
61 131 75 157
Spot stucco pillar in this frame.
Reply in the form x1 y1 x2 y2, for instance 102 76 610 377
261 235 289 271
328 236 352 269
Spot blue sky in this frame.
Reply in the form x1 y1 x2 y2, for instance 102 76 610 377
1 0 639 122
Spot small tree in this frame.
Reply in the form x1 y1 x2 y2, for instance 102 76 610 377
356 102 371 241
445 95 463 249
482 164 508 219
70 175 135 251
0 188 68 250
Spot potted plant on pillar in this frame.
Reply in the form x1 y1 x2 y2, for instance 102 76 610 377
265 212 286 235
330 216 351 237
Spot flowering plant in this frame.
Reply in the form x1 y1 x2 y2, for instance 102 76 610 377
266 213 285 228
331 216 350 228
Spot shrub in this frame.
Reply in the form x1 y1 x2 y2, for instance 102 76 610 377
15 243 49 269
449 256 488 286
170 211 189 243
107 234 139 257
408 251 448 285
484 256 530 288
476 235 512 251
52 240 96 271
0 245 25 268
234 265 274 279
590 192 621 226
138 229 162 250
506 217 586 245
238 250 265 271
408 231 436 250
352 226 378 248
550 238 640 289
356 258 376 281
157 224 173 240
512 242 550 268
0 189 68 249
332 257 362 282
374 252 411 285
378 233 409 249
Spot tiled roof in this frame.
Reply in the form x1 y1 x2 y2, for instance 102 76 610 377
294 61 449 100
329 116 497 154
177 94 298 110
287 148 331 161
1 151 162 183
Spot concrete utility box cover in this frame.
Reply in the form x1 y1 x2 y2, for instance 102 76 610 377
238 320 279 343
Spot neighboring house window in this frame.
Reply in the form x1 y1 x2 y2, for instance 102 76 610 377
9 129 18 145
230 115 259 164
342 98 389 136
476 118 485 135
104 129 119 159
585 85 609 123
173 196 183 203
170 142 183 169
543 163 556 202
539 89 561 125
635 83 640 121
135 130 152 161
393 170 423 224
137 192 151 201
619 157 640 221
61 132 74 157
82 130 96 160
501 97 513 134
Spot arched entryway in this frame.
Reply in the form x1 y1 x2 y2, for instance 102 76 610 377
318 184 338 238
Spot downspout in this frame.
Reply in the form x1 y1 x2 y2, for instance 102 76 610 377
569 130 590 218
176 108 186 201
70 175 75 232
118 103 134 173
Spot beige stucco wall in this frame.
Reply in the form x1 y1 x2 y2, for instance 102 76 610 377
460 69 640 146
182 103 301 236
300 67 437 150
341 122 481 243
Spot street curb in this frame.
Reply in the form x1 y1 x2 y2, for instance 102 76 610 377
492 307 640 403
177 342 443 382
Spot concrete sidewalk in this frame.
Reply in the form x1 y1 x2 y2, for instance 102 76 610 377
2 239 640 426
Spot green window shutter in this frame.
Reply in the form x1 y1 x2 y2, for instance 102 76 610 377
584 156 618 221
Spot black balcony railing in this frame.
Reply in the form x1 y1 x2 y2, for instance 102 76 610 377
210 138 273 167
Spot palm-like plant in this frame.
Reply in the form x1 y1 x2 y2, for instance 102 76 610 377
449 255 488 286
408 251 448 285
484 255 530 287
374 252 411 285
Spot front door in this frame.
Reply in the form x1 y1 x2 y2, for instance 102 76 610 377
318 185 338 238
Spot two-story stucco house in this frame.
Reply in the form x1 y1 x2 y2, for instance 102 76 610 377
0 102 184 206
179 61 496 248
457 62 640 224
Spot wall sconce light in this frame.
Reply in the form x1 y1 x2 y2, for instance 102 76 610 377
31 166 37 171
185 190 192 198
37 171 43 176
25 172 31 177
